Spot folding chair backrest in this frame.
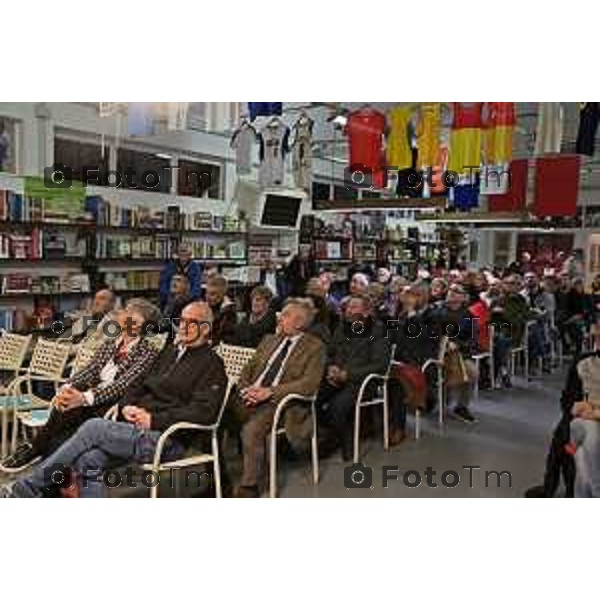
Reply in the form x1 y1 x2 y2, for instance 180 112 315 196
437 336 449 362
29 338 71 379
215 343 256 384
0 332 32 372
71 340 102 376
385 343 397 377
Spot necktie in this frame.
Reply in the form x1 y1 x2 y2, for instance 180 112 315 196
176 344 186 362
260 339 293 387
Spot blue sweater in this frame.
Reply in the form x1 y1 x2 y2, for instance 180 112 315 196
159 260 202 307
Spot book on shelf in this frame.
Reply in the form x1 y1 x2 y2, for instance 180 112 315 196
2 273 31 294
0 308 14 331
191 212 213 230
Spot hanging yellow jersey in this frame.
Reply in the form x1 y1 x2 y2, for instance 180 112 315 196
386 106 413 169
417 103 441 169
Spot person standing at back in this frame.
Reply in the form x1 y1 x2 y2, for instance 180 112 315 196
159 243 202 310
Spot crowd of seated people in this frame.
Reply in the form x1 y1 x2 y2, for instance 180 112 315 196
1 260 599 498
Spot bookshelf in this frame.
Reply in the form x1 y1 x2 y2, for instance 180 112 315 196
0 182 251 334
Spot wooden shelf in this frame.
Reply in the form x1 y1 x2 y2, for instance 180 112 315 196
0 290 89 299
0 257 86 266
0 221 246 236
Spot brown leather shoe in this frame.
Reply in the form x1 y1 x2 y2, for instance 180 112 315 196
389 429 407 447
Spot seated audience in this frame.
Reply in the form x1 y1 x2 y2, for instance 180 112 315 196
206 274 237 345
565 278 593 354
429 277 448 307
318 271 341 315
434 284 478 423
367 282 390 323
486 280 513 388
3 303 226 497
387 285 434 442
306 277 339 335
2 302 227 498
317 295 390 459
0 300 162 471
69 289 116 345
163 275 192 322
232 286 277 349
340 272 370 311
159 242 202 309
224 298 326 497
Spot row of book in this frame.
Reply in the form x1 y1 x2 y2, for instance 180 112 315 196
1 273 91 295
87 198 246 232
0 230 87 260
0 189 246 233
102 270 161 292
95 236 247 261
180 239 246 261
95 235 179 260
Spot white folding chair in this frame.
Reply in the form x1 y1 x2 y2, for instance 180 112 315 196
422 336 448 425
68 338 103 378
0 331 32 393
472 324 495 402
352 345 396 464
511 321 532 380
269 393 319 498
137 343 258 499
2 339 71 458
140 378 234 499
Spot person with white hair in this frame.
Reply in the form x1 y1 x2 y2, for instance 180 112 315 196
1 302 228 498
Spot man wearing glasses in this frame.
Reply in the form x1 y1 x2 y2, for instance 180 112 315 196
1 302 227 498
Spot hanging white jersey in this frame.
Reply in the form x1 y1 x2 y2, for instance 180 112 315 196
535 103 563 155
258 119 290 187
292 115 314 190
231 122 257 175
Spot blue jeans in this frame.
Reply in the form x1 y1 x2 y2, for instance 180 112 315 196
13 418 182 498
571 418 600 498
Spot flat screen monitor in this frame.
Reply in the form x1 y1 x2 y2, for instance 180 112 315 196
260 193 303 228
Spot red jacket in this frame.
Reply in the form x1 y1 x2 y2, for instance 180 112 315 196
469 299 490 352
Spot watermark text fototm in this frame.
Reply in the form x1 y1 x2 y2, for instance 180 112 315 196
47 316 211 343
45 463 214 493
344 463 513 490
344 163 512 192
43 162 212 192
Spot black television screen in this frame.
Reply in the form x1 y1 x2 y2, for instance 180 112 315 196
260 194 302 227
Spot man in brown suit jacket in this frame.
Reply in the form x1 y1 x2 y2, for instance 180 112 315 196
226 298 326 497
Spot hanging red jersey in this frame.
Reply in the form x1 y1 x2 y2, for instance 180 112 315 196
448 103 483 173
346 108 387 188
534 155 580 217
485 103 516 127
452 103 484 129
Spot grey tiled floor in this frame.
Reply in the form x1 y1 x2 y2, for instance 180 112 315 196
278 370 564 498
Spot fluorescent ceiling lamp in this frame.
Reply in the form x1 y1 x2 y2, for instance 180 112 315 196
155 153 172 159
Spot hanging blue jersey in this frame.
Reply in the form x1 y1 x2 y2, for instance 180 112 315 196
248 102 283 121
452 178 480 211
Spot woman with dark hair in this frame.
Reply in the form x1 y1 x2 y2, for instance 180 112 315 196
232 285 277 348
0 299 162 472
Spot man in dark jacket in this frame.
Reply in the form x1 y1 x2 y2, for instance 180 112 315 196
317 295 390 460
1 302 227 498
206 275 238 345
